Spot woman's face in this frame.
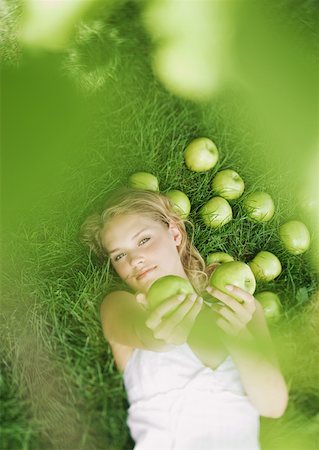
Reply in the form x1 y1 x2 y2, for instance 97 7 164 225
101 213 188 293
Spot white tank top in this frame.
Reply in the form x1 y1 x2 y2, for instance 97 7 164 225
123 343 260 450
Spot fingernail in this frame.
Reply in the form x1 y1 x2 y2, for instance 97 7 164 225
226 285 233 291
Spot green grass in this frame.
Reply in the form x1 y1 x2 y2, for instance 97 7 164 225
1 1 319 449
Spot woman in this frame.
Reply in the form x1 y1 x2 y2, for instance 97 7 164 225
81 187 288 450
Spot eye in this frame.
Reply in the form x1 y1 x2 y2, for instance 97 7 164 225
139 237 150 246
113 237 150 262
114 252 125 262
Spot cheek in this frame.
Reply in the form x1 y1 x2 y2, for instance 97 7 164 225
150 236 179 259
111 261 128 279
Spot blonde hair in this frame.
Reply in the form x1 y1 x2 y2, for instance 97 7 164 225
80 187 213 292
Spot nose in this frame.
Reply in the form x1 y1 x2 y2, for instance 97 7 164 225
128 251 145 267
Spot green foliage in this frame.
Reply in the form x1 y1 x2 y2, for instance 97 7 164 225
0 0 22 66
0 361 40 450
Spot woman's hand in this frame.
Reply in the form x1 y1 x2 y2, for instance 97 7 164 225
206 285 256 337
136 292 203 345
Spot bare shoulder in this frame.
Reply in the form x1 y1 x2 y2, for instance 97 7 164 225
101 289 134 308
100 290 136 340
100 290 139 321
101 291 135 306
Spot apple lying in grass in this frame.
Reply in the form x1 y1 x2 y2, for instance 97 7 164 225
212 169 245 200
200 197 232 228
209 261 256 304
279 220 310 255
128 172 159 191
165 190 191 219
255 291 281 322
147 275 194 309
184 137 219 172
243 192 275 222
207 252 234 265
248 251 282 281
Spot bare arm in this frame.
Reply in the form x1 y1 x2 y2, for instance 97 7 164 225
100 290 203 352
225 305 288 418
186 303 228 368
100 290 174 351
208 285 289 418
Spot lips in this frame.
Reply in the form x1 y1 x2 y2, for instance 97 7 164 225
136 266 157 280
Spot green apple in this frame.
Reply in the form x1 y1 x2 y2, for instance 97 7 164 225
206 252 234 265
147 275 194 309
279 220 310 255
128 172 159 191
209 261 256 302
255 291 281 322
184 137 219 172
243 192 275 222
248 251 282 281
165 190 191 219
200 197 232 228
212 169 245 200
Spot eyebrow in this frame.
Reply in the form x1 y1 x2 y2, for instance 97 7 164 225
108 228 150 255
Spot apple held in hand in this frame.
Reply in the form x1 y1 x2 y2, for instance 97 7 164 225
200 197 232 228
248 251 282 282
129 172 159 191
279 220 310 255
243 192 275 222
207 252 234 265
209 261 256 300
255 291 281 323
184 137 219 172
165 190 191 219
147 275 194 310
212 169 245 200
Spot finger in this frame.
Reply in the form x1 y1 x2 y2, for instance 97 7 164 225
164 297 203 344
152 294 200 338
212 302 252 325
226 285 256 312
153 294 197 333
217 306 250 328
206 286 219 301
172 295 203 333
146 294 186 328
136 293 144 303
209 288 244 315
136 293 148 307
